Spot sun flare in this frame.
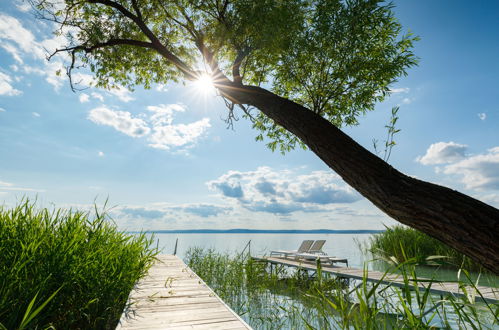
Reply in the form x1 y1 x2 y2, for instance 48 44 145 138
193 73 215 95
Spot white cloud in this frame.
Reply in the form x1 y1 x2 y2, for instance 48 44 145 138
0 107 6 112
0 179 45 192
401 97 414 105
148 118 211 150
0 13 71 92
207 167 360 214
79 93 90 103
145 103 210 150
32 112 41 117
478 113 487 121
147 103 185 126
155 84 168 92
0 72 22 96
98 151 104 157
1 43 24 63
91 92 104 102
107 86 134 102
417 141 468 165
443 147 499 190
16 1 32 12
24 60 66 91
0 14 41 59
390 87 410 94
87 103 211 151
88 107 150 137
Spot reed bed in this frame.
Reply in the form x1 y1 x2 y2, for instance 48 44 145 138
367 225 484 272
0 200 158 329
186 247 498 329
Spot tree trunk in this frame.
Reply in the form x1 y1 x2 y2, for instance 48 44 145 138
218 83 499 275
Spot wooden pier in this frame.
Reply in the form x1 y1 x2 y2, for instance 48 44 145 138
253 256 499 304
117 255 252 329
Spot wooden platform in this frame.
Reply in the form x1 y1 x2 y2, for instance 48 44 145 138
117 255 252 329
253 256 499 304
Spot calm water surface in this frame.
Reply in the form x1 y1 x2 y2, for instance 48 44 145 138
152 233 370 268
150 232 499 287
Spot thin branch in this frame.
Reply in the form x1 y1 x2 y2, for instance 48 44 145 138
232 48 250 85
47 38 154 60
88 0 197 80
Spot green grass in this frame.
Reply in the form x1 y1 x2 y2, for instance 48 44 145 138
0 200 158 329
186 247 498 329
367 225 485 272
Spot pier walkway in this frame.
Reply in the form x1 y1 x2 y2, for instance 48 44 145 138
253 256 499 304
117 255 251 330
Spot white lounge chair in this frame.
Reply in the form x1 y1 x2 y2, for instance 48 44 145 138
294 252 349 267
270 240 314 257
307 240 326 255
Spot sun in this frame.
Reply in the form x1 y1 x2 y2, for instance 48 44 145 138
192 73 215 96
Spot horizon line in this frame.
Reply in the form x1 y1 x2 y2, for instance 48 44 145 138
129 228 385 234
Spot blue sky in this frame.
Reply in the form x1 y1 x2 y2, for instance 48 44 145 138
0 0 498 230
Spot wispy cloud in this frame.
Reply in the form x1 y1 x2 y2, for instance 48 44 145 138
443 147 499 190
0 72 22 96
88 107 150 137
207 167 360 215
418 142 499 191
116 203 232 219
32 112 41 117
416 141 467 165
91 92 104 102
389 87 410 94
87 103 211 151
107 85 134 102
148 118 211 150
0 180 45 192
79 93 90 103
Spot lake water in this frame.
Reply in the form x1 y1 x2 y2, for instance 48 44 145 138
149 232 498 328
150 232 499 288
152 233 371 268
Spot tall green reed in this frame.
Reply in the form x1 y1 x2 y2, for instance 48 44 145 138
367 225 484 272
0 199 158 329
186 247 498 329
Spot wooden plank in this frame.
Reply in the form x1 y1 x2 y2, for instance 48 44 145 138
117 255 251 329
254 256 499 304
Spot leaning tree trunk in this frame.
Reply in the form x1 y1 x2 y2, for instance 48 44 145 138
218 82 499 275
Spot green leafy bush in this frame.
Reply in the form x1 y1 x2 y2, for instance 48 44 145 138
0 200 157 329
367 225 484 272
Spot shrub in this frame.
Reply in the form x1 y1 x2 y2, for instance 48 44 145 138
0 200 157 329
368 225 484 272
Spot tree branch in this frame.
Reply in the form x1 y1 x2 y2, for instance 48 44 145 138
232 48 250 85
88 0 197 80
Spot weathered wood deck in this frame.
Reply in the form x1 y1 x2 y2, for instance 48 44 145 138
117 255 252 330
253 256 499 304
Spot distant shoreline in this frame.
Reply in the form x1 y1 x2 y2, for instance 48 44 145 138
131 229 384 234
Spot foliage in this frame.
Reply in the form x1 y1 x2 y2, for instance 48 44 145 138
186 247 498 329
33 0 418 152
367 225 487 272
0 200 158 329
373 106 400 162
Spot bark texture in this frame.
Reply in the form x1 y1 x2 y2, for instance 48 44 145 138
218 82 499 275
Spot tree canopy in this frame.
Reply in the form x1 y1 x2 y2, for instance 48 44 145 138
37 0 417 151
33 0 499 275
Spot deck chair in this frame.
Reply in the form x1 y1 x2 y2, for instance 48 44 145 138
270 240 314 257
294 253 349 267
308 240 326 255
